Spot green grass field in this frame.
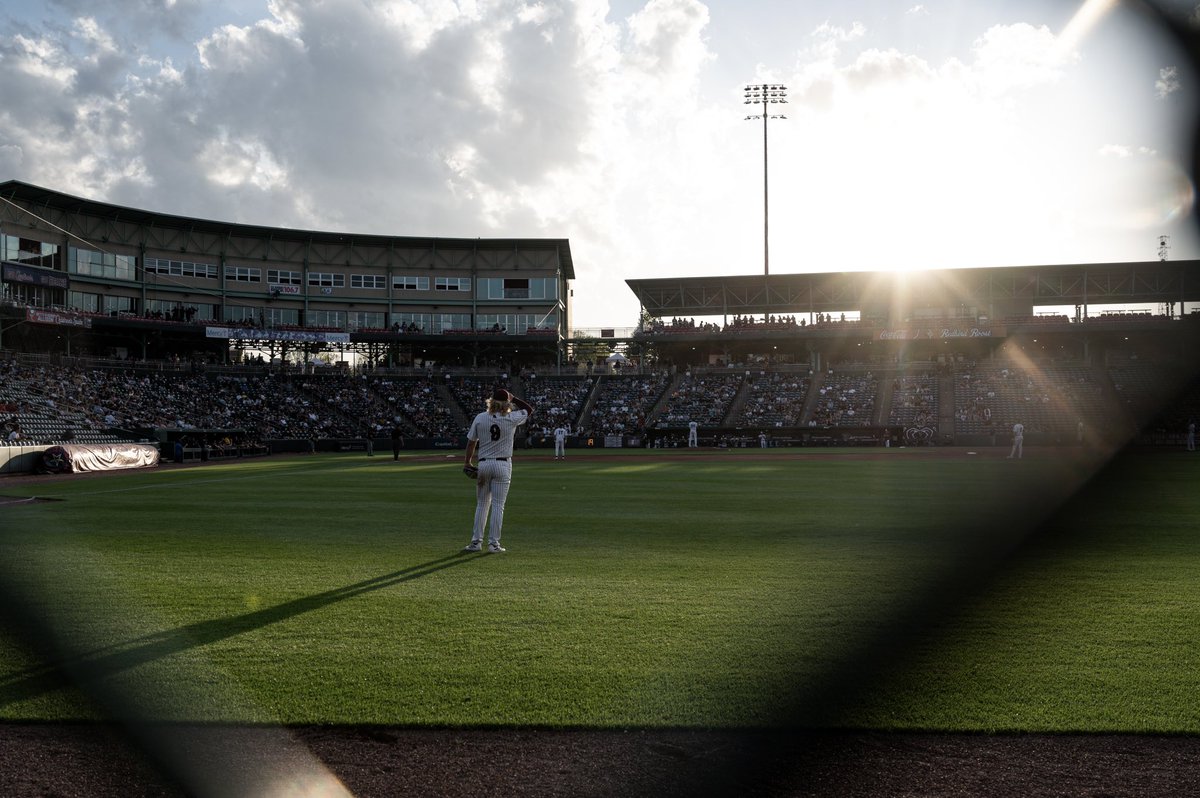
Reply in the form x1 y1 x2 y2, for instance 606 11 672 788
2 447 1198 733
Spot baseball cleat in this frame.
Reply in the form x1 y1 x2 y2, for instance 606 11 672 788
487 542 506 553
462 540 482 552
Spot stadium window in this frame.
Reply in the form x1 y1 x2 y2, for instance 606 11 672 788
502 278 530 299
68 291 99 313
306 309 345 328
434 277 471 291
393 275 429 291
348 311 385 329
308 272 346 288
267 269 302 285
226 266 262 282
145 257 217 279
351 274 386 289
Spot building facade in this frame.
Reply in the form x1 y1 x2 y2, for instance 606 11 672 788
0 181 573 366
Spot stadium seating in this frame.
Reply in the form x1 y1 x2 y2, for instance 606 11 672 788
2 350 1196 449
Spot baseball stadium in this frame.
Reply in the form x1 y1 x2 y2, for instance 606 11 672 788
3 178 1200 797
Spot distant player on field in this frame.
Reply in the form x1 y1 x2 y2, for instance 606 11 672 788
553 425 568 460
688 419 698 448
462 388 534 553
1007 421 1024 459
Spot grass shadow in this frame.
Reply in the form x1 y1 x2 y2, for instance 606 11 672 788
0 552 486 708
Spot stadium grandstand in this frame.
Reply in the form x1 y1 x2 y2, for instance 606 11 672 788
4 179 1200 473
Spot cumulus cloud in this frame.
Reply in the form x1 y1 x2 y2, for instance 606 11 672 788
970 22 1073 94
0 1 1192 325
1099 144 1160 158
0 0 730 323
1155 65 1180 98
3 0 638 234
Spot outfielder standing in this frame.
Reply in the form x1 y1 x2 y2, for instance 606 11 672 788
688 419 698 448
462 388 534 553
553 425 568 460
1008 421 1024 459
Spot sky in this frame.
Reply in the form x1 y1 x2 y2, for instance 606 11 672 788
2 0 1199 330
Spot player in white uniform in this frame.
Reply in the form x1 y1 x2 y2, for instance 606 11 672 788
1007 421 1024 459
553 425 568 460
462 388 534 553
688 420 698 447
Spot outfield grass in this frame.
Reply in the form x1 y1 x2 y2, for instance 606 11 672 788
1 447 1198 732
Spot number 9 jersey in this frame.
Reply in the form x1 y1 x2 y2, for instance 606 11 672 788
467 408 529 459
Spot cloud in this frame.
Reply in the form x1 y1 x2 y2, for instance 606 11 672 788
1099 144 1160 159
0 0 731 325
0 2 1192 328
1155 65 1180 98
969 22 1073 94
906 5 929 15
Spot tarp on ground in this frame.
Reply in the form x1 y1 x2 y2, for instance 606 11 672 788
40 443 160 474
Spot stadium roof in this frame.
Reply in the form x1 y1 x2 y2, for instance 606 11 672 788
0 180 574 279
627 261 1200 317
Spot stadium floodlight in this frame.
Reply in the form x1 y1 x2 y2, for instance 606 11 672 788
743 84 787 278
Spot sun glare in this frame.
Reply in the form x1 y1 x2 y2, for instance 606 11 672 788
1055 0 1119 57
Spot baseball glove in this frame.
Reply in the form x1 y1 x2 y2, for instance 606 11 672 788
462 464 479 479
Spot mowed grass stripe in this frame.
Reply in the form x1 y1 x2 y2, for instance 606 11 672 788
0 450 1197 730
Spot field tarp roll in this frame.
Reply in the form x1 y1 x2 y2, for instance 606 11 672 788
40 443 160 474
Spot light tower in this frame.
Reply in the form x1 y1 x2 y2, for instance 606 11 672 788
744 84 787 277
1158 235 1173 316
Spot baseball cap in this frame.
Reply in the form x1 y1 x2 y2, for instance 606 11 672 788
492 388 512 402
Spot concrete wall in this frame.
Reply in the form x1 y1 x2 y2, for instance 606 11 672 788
0 444 50 475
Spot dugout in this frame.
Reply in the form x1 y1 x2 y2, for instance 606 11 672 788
152 428 268 462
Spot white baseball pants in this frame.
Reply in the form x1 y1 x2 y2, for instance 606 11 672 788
472 458 513 544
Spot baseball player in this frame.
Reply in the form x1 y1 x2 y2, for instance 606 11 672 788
1007 421 1024 459
553 425 568 460
688 419 698 448
462 388 534 553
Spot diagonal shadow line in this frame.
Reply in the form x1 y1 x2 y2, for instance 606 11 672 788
0 552 485 708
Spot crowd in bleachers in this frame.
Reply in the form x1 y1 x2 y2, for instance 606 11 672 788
951 364 1097 438
638 313 859 336
588 374 669 435
655 373 743 428
523 375 592 437
1 353 1193 447
810 371 878 428
641 317 722 334
727 314 799 330
734 372 810 428
368 376 460 438
0 359 468 443
888 373 938 429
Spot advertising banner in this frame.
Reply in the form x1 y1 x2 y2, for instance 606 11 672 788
27 309 92 328
877 326 1002 341
3 261 69 290
205 326 351 343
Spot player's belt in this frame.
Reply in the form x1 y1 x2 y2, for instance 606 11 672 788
481 457 508 461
